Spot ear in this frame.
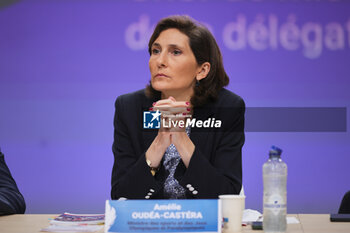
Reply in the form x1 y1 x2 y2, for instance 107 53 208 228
196 62 211 81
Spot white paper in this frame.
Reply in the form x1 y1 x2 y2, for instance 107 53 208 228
287 216 300 224
242 209 262 224
41 225 103 232
242 209 300 225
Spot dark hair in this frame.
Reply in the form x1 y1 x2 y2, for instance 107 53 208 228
146 15 229 107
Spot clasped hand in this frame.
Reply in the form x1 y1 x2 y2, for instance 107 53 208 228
150 96 190 131
146 97 195 169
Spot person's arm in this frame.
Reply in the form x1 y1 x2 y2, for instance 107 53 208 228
111 96 164 200
177 97 245 198
0 151 26 215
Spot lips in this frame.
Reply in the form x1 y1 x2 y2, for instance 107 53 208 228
155 73 169 78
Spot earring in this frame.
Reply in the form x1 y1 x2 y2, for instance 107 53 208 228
195 80 200 87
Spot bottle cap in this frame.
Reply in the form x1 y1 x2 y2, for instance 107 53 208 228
269 145 282 158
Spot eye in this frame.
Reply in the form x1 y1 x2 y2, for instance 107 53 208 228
172 49 182 55
152 48 160 55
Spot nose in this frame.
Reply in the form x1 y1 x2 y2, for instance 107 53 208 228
156 51 167 68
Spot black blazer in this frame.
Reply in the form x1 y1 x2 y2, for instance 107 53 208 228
111 88 245 199
0 151 26 215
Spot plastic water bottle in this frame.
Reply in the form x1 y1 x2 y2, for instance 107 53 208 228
263 146 287 233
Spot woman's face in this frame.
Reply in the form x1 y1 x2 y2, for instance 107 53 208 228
149 28 200 99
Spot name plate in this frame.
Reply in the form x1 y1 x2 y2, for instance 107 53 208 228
105 199 221 233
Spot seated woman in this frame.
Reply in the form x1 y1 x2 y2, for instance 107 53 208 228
111 15 245 199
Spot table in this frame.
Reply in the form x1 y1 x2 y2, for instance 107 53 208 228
0 214 349 233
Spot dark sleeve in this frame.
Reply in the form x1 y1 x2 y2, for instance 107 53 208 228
178 98 245 198
338 191 350 214
0 152 26 215
111 96 163 199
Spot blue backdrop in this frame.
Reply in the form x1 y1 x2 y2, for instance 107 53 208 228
0 0 349 214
